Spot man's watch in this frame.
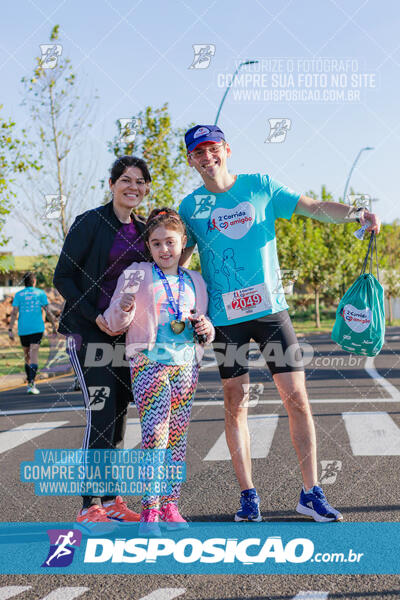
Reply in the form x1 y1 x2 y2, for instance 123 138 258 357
353 207 366 223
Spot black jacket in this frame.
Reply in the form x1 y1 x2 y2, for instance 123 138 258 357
53 201 146 337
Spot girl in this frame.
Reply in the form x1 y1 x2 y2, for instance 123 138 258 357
103 208 214 534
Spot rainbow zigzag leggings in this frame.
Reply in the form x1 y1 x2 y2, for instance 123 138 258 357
130 352 199 510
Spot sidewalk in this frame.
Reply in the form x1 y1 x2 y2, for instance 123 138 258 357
0 369 73 391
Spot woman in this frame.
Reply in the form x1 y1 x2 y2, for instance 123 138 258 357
54 155 151 526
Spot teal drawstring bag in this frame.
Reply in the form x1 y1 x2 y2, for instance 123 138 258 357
331 232 385 356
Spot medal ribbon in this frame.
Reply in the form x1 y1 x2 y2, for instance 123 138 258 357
153 263 185 320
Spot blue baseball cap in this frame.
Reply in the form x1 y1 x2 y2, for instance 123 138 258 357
185 125 225 153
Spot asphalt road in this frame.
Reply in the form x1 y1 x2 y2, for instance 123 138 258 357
0 329 399 599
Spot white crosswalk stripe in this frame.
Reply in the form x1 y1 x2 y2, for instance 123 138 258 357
138 589 186 600
204 414 279 461
124 417 142 448
365 356 400 401
0 588 31 599
1 410 400 462
342 411 400 455
0 422 69 454
0 589 185 600
40 589 89 600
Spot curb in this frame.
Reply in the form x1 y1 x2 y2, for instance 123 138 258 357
0 369 73 391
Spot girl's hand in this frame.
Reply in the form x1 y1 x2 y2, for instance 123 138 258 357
120 293 136 312
95 314 126 336
192 314 212 339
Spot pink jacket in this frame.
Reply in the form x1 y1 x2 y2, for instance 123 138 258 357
103 262 215 362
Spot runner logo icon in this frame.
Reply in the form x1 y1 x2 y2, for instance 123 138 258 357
88 386 110 410
188 47 216 69
265 118 291 143
42 529 82 567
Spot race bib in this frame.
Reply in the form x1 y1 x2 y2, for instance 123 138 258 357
222 283 272 320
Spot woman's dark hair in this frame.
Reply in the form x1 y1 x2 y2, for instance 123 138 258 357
23 272 35 287
109 155 151 184
144 207 186 243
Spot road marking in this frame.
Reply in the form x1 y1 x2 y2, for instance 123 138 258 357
124 418 142 449
293 593 329 600
138 589 186 600
193 397 395 405
364 356 400 401
1 395 399 417
0 407 84 416
40 589 89 600
0 588 31 599
342 411 400 455
0 422 69 454
204 414 279 461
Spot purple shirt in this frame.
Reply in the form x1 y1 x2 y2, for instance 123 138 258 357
97 219 147 312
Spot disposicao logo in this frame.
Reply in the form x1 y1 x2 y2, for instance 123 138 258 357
42 529 82 567
84 536 314 564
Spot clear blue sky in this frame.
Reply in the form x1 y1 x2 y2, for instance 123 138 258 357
1 0 398 253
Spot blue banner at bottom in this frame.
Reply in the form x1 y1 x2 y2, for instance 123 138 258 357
0 522 398 574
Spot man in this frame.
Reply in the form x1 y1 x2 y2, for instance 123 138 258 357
8 272 57 394
179 124 380 523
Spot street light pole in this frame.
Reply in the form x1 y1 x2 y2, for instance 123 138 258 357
343 146 374 205
369 197 379 213
214 60 259 126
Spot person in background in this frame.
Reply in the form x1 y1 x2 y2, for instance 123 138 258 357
8 271 57 395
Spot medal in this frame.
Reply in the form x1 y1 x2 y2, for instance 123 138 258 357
153 264 186 335
170 320 185 334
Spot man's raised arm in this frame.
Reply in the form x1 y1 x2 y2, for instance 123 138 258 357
295 195 381 234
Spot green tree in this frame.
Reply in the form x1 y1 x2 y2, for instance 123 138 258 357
19 25 98 252
378 221 400 324
108 103 196 215
276 186 367 328
32 254 59 287
0 106 40 271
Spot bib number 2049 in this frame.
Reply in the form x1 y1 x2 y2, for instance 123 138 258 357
232 294 262 310
222 283 272 320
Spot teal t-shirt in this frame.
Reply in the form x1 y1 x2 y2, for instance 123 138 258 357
12 287 48 335
179 173 300 327
142 267 197 365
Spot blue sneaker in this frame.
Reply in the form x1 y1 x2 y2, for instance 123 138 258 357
296 485 343 522
234 490 262 522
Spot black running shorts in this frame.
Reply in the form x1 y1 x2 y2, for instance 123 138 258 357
19 332 44 347
212 309 304 379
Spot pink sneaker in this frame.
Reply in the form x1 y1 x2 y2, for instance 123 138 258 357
139 508 162 537
161 503 189 530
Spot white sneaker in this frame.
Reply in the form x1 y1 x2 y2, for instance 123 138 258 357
27 384 40 395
